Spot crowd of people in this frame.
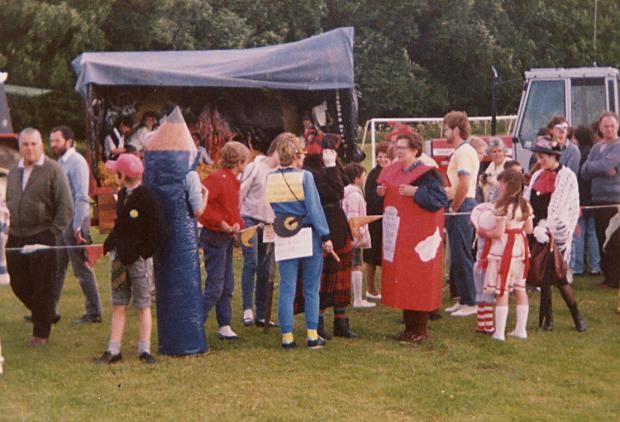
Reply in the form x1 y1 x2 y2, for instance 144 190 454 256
4 108 620 363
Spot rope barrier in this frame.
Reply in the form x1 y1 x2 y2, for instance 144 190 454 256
3 205 618 253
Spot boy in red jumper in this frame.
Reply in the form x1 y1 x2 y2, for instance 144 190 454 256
199 141 249 340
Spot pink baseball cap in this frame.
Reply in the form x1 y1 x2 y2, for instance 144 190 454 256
105 153 144 178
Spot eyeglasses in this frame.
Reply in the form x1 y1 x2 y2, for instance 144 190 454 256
554 122 568 130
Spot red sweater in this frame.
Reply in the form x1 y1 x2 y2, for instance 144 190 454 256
199 168 244 232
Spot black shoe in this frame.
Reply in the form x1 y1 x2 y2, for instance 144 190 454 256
255 319 279 328
73 314 102 324
96 351 122 365
333 317 359 338
569 303 587 332
139 352 156 364
307 336 327 349
281 341 297 350
429 310 442 321
542 312 553 331
317 317 331 340
24 314 61 324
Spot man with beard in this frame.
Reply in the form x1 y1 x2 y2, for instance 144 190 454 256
50 126 102 324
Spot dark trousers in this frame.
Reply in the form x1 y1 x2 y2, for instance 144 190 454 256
592 204 620 287
8 231 57 338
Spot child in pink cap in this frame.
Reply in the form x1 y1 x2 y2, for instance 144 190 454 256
97 154 166 364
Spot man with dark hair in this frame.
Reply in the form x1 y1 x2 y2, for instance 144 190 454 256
104 116 133 160
6 128 72 345
50 126 102 324
442 111 479 317
547 116 581 174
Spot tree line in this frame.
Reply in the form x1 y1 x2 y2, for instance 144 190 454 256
1 0 619 137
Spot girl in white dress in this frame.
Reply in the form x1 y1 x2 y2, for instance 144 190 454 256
478 170 533 341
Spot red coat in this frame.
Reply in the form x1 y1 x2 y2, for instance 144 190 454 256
378 163 445 311
199 168 244 232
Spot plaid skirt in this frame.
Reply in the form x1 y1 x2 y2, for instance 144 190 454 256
294 238 353 313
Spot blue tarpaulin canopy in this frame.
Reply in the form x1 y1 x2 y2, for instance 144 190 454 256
72 27 354 95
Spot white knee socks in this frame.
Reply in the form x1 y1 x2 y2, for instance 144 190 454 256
492 305 508 341
509 304 529 339
352 271 376 308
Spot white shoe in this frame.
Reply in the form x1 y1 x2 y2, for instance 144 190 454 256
353 299 377 309
242 309 254 326
444 302 461 313
451 304 477 317
508 330 527 339
365 291 382 301
217 325 240 340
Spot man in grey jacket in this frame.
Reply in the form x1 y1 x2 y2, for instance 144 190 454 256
6 128 72 345
50 126 102 324
581 112 620 288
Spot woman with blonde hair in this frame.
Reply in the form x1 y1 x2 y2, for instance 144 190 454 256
266 133 334 349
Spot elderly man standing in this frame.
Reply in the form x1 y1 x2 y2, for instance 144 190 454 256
581 112 620 289
50 126 102 324
6 128 72 345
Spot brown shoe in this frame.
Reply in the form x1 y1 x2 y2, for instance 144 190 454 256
29 336 49 346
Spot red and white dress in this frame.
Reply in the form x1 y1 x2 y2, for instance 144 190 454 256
482 204 532 296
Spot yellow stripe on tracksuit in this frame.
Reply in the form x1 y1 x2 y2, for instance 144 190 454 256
266 172 305 203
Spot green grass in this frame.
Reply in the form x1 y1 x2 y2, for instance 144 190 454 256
1 231 620 421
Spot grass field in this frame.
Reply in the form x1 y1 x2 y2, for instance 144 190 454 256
1 236 620 421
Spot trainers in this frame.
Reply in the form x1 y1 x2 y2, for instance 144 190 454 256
353 299 377 309
444 302 461 313
451 305 477 317
281 341 297 350
73 314 102 324
96 351 122 364
242 309 254 326
139 352 156 364
217 325 240 340
365 291 382 301
307 336 327 349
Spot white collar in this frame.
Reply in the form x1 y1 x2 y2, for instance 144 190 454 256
59 147 76 163
18 154 45 168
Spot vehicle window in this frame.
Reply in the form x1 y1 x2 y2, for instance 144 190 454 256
571 78 606 127
517 80 565 148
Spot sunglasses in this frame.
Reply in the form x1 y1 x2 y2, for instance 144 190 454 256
554 122 568 130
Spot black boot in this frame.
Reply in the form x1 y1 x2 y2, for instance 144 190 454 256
317 316 331 340
568 303 587 332
333 317 359 338
542 308 553 331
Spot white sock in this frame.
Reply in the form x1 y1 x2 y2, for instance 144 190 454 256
352 271 363 305
492 306 508 341
107 340 121 355
510 304 529 339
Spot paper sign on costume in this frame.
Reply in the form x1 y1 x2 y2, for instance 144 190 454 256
265 172 305 203
262 224 275 243
415 228 442 262
382 206 400 262
274 227 312 261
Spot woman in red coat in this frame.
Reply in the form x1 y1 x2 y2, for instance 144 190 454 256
377 132 448 343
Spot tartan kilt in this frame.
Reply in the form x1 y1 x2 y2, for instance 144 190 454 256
294 238 353 313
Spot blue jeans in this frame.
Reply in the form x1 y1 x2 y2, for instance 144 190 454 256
240 216 274 320
54 221 102 317
570 215 601 274
277 231 323 334
446 198 477 306
201 228 234 327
